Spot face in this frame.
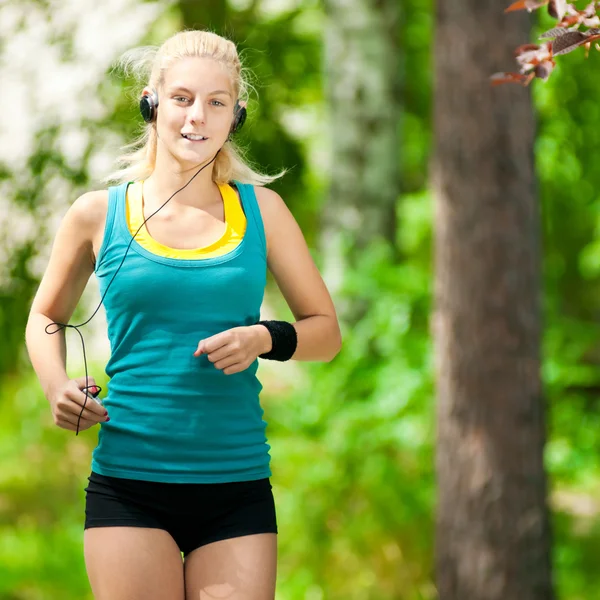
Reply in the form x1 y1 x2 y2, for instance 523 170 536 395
148 57 242 167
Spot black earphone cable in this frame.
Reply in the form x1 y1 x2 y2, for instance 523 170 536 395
45 151 220 435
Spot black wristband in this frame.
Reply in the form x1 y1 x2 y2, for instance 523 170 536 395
257 320 298 361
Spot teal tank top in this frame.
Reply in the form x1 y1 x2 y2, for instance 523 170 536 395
91 181 271 483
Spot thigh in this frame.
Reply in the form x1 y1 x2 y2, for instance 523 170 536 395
183 533 277 600
84 526 185 600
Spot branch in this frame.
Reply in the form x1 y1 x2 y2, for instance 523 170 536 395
491 1 600 86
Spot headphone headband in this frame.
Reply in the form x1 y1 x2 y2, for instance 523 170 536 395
139 89 246 135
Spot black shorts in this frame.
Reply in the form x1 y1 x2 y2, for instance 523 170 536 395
84 471 278 557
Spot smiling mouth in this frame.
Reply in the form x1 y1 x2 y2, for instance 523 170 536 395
182 133 208 142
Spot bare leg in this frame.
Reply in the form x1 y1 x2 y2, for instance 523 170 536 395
183 533 277 600
84 526 185 600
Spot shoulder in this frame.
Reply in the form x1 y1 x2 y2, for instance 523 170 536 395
232 183 298 238
254 184 282 204
250 185 307 261
253 186 295 254
63 189 110 264
67 189 109 225
253 185 290 222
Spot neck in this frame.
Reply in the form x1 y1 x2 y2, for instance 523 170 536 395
143 144 222 210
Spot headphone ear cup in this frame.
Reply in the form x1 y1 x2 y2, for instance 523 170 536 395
140 91 158 123
230 102 247 135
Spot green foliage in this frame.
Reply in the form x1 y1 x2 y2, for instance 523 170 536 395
0 125 91 377
267 190 435 599
0 375 97 599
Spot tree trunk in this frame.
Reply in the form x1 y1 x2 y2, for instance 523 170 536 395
433 2 554 599
322 0 401 321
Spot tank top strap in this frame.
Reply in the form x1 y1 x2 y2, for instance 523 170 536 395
95 182 128 272
233 181 267 259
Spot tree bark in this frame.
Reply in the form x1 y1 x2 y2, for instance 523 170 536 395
322 0 401 320
433 2 555 599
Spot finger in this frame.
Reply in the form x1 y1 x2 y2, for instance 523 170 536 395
213 352 242 370
60 395 105 422
58 397 107 423
71 377 103 403
55 420 78 432
194 337 212 355
58 420 96 432
63 413 98 429
222 362 246 375
69 403 108 423
75 392 107 418
68 387 107 417
56 412 98 431
73 375 97 389
207 346 234 364
195 333 229 356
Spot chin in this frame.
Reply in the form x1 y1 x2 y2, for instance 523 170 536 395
173 144 217 166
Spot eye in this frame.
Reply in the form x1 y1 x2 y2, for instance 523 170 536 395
210 100 225 107
174 96 190 103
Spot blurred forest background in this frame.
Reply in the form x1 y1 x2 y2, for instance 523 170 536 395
2 0 600 598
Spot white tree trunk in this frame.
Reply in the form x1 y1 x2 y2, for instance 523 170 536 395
322 0 401 319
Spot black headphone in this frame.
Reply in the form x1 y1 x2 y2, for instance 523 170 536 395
139 88 247 135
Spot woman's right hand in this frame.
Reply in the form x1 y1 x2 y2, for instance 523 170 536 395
49 376 109 432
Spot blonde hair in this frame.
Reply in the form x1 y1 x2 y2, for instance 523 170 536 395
104 30 285 186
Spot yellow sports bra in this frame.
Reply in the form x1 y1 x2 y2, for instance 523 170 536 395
126 181 246 259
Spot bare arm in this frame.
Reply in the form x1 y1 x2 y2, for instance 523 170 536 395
25 190 108 425
255 186 342 362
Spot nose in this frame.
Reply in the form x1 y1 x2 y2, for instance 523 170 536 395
188 99 206 124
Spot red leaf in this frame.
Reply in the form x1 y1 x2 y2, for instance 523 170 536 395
505 0 548 12
515 42 552 68
515 43 541 55
505 0 528 11
490 72 535 85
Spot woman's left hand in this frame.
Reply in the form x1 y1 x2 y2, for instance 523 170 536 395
193 325 272 375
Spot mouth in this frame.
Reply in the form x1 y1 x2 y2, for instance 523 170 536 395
181 133 209 142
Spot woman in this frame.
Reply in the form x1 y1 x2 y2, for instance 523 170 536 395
25 30 341 600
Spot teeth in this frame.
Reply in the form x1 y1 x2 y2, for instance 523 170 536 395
183 134 207 141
